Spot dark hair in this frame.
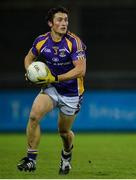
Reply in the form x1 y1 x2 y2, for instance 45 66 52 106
46 6 68 23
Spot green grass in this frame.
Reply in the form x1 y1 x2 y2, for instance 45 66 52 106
0 133 136 178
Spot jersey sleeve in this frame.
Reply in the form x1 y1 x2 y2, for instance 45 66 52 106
31 37 40 57
71 38 86 61
31 35 48 57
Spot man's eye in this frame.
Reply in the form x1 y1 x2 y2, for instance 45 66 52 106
57 18 62 21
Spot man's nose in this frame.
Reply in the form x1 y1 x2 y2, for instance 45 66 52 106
61 20 67 25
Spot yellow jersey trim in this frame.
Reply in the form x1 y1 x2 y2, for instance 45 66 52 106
77 77 84 95
36 37 48 53
67 32 83 51
65 37 72 52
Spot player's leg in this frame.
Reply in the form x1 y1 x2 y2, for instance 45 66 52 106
17 93 54 172
58 112 75 151
27 93 54 149
58 112 76 175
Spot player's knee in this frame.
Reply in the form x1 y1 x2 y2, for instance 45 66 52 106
29 114 39 126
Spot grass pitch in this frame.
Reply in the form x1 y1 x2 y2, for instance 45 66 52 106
0 133 136 179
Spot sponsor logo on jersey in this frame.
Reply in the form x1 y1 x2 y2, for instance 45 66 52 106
53 62 71 66
52 57 59 62
41 46 51 53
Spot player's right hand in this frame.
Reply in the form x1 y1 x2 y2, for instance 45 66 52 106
25 73 28 81
25 73 47 87
25 72 34 84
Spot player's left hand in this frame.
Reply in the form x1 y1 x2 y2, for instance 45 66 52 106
36 68 59 84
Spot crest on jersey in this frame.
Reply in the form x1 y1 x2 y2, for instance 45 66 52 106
59 50 66 57
59 47 69 57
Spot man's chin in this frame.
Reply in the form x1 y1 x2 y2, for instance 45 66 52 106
59 30 67 35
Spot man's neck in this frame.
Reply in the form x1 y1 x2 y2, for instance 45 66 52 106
50 31 64 42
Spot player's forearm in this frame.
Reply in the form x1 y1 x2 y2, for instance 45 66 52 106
24 56 32 70
24 49 36 70
58 66 85 81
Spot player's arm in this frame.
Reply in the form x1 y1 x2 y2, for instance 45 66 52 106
24 49 36 71
58 37 86 81
58 57 86 81
37 57 86 84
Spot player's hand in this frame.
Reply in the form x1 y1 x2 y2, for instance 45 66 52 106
25 72 35 84
36 68 59 84
25 72 45 88
25 73 29 81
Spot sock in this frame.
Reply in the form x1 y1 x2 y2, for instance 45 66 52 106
62 150 72 161
62 145 73 160
27 149 38 161
64 144 73 154
63 149 71 156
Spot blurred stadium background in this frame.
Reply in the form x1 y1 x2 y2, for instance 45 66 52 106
1 0 136 132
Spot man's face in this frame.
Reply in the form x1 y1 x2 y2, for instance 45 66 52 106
49 12 68 35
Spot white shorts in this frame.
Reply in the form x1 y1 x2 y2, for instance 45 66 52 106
41 86 83 116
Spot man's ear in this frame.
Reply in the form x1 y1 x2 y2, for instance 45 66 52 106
48 21 52 27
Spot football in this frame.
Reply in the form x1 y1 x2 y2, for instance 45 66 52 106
27 61 48 83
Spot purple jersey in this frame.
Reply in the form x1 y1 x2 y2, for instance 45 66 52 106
31 31 86 97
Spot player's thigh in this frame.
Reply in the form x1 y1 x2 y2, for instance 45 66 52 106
58 112 76 132
30 93 54 121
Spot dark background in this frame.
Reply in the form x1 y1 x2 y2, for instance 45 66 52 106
1 0 136 89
